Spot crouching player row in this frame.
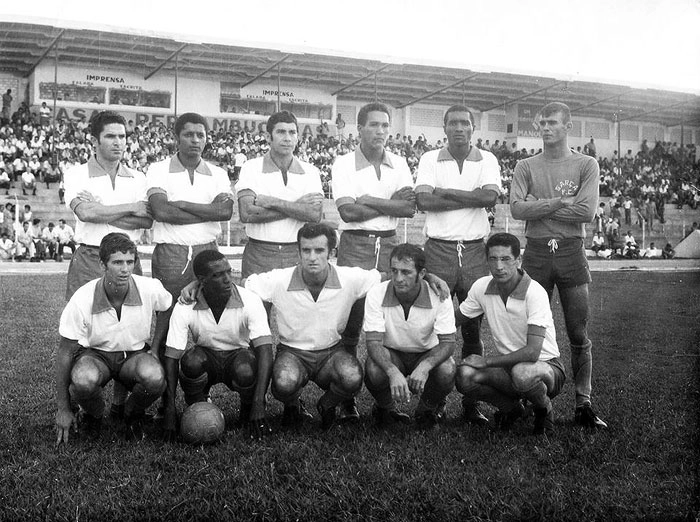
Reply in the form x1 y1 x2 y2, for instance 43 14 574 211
55 228 564 443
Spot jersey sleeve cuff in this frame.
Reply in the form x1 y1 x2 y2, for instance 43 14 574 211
414 184 434 194
164 346 185 359
335 196 354 208
364 331 384 343
147 187 167 197
251 335 273 348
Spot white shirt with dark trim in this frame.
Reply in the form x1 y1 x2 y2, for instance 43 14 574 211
415 147 501 241
458 271 559 361
146 155 233 245
245 264 380 351
59 274 172 352
236 152 323 243
165 284 272 357
331 148 413 232
63 156 147 245
364 280 456 353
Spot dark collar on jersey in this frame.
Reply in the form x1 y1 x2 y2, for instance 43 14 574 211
484 269 531 300
261 152 306 174
381 280 433 309
287 264 342 291
355 147 394 171
437 146 483 163
92 276 142 314
87 156 134 178
193 285 244 310
169 154 212 176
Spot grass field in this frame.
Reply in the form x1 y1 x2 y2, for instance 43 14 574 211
0 271 698 521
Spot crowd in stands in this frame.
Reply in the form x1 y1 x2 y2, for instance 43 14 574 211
0 105 699 261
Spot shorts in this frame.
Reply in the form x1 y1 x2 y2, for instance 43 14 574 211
522 238 591 295
241 238 299 279
543 357 566 398
74 344 151 384
151 242 217 299
385 347 436 375
424 238 488 300
183 345 256 392
337 230 397 272
276 343 342 381
66 244 143 301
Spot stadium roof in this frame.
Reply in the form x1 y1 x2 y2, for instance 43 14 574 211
1 21 699 128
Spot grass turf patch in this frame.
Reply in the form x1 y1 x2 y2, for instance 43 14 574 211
0 272 698 521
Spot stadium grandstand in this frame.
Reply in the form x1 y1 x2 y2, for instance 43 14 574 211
0 21 699 257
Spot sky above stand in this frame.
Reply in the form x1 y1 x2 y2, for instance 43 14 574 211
4 0 700 94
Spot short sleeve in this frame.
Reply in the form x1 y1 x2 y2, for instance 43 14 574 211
479 151 502 190
331 156 354 207
214 166 233 197
58 297 88 341
236 161 258 198
146 161 168 197
414 153 436 193
244 291 273 346
396 156 414 189
245 271 278 303
355 268 382 299
524 283 554 329
362 284 386 334
62 165 84 211
165 303 191 357
434 293 457 335
148 278 173 312
458 282 485 319
305 164 324 194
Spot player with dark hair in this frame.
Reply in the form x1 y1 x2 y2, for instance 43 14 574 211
330 101 416 422
55 233 172 444
455 233 566 436
63 110 152 300
510 102 607 429
245 223 379 431
363 243 456 428
146 111 234 409
237 110 323 281
415 104 502 424
162 250 273 441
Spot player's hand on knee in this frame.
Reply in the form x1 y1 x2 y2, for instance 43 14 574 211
55 408 76 446
462 354 487 369
407 367 429 396
389 372 411 403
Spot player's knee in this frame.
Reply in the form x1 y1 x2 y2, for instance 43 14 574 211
455 364 479 394
272 365 303 401
71 362 101 393
510 363 539 393
431 358 456 388
180 348 207 378
135 358 166 395
334 357 363 395
363 358 388 390
231 353 257 388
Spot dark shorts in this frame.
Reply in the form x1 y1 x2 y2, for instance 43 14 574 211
184 345 256 392
385 347 436 375
66 244 143 301
276 343 342 381
544 357 566 398
241 239 299 279
337 230 397 272
522 238 591 295
151 242 217 300
424 238 489 300
73 344 151 385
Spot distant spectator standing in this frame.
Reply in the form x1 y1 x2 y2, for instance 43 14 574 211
39 102 51 127
1 89 11 121
623 197 633 226
335 113 346 140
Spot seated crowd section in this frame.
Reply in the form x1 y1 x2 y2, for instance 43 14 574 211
1 102 699 261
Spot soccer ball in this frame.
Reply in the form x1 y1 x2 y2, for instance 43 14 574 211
180 402 226 444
